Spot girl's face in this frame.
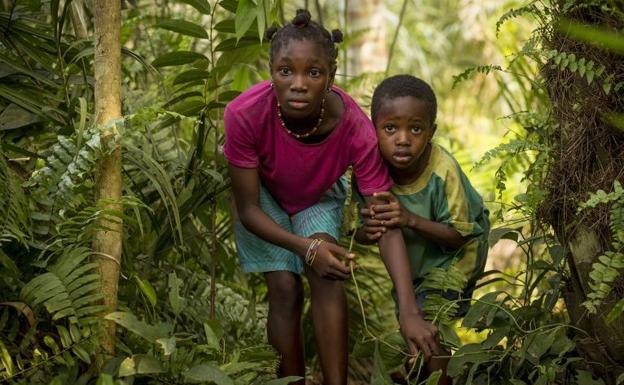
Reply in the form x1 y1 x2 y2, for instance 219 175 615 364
375 96 435 179
270 39 334 122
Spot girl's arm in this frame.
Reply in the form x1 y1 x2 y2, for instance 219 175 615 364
229 164 352 280
363 194 440 361
363 191 466 249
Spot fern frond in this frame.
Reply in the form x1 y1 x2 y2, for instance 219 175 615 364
20 247 103 324
496 3 540 36
0 154 31 246
26 130 102 237
580 181 624 314
452 65 503 89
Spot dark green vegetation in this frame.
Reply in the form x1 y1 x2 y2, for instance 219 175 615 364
0 0 623 384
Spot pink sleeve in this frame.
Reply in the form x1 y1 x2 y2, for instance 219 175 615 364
350 118 393 196
223 105 258 168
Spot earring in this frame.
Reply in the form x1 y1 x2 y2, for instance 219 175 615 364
270 81 274 88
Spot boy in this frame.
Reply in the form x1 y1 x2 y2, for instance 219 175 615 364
355 74 490 383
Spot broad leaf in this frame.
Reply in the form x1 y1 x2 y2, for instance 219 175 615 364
152 51 209 67
183 364 234 385
235 0 257 41
178 0 210 14
156 20 208 39
118 355 165 376
104 311 170 342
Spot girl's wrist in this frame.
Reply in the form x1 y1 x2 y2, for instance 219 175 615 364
295 237 313 256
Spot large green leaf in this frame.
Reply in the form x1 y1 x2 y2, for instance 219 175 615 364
0 103 40 130
104 311 170 342
152 51 209 67
156 20 208 39
178 0 211 14
182 364 234 385
118 355 165 376
235 0 257 41
173 69 211 85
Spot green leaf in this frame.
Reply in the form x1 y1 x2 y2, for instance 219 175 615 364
426 370 442 385
0 339 15 376
0 103 41 130
264 377 304 385
173 69 211 85
576 370 606 385
183 364 234 385
462 291 501 328
616 373 624 385
104 311 169 342
178 0 210 14
235 0 257 42
606 298 624 324
168 272 185 316
256 0 266 41
156 336 176 356
203 322 221 350
152 51 209 67
526 329 556 359
371 342 393 385
118 355 165 376
156 20 208 39
134 276 157 307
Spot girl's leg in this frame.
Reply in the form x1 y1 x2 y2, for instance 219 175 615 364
305 233 348 385
264 271 305 383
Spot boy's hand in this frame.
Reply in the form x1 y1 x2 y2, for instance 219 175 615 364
309 240 355 280
399 310 440 362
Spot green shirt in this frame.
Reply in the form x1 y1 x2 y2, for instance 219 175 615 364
355 143 490 288
391 143 489 287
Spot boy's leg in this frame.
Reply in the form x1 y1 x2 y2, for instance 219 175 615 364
305 233 348 385
264 271 305 383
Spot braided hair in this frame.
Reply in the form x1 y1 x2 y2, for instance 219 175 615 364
265 9 343 72
371 75 438 126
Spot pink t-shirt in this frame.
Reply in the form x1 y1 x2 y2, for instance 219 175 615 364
223 80 392 215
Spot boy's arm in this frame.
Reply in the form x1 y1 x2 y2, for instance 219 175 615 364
229 164 352 280
363 194 440 361
366 191 467 249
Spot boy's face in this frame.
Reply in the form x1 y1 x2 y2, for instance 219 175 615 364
374 96 435 175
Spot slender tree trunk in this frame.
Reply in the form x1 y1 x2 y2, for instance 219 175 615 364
93 0 122 359
346 0 387 76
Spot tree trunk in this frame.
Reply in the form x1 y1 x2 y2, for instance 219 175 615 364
346 0 387 76
93 0 122 359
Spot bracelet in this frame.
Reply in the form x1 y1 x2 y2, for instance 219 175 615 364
305 239 323 266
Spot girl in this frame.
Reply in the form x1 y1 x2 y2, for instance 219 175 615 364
224 10 436 384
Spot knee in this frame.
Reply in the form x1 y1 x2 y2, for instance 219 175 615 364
266 273 303 313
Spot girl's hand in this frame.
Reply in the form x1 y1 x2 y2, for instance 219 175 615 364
369 191 413 229
309 240 355 280
360 192 414 241
399 310 440 362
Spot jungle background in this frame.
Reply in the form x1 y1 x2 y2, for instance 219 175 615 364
0 0 623 384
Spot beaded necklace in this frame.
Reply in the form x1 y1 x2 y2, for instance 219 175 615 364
277 97 325 139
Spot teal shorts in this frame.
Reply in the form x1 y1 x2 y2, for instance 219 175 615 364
233 178 348 274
